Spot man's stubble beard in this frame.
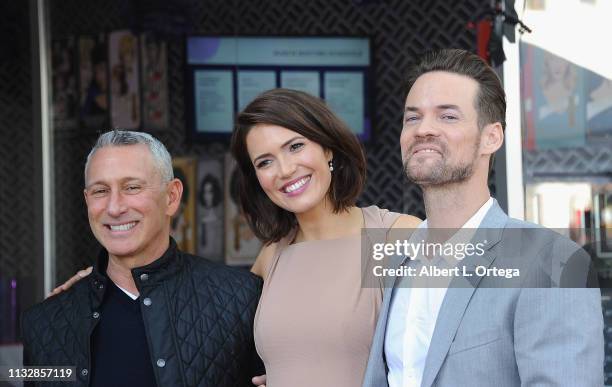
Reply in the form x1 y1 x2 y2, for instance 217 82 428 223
403 139 480 187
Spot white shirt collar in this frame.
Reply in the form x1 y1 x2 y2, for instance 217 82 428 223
419 197 494 230
116 283 139 300
412 197 494 264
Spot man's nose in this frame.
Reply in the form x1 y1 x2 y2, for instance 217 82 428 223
413 115 441 138
401 116 439 152
106 190 127 216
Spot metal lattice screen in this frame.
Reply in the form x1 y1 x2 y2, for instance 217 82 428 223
0 1 35 278
47 0 487 283
524 146 612 180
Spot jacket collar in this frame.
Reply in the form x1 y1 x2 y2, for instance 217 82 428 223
420 200 509 387
90 237 183 295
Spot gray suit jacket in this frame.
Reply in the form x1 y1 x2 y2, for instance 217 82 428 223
363 201 604 387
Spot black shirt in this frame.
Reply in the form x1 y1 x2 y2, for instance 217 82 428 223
91 281 157 387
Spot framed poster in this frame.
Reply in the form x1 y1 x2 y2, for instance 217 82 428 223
594 192 612 258
52 37 78 130
237 70 276 111
140 33 169 130
280 70 320 97
196 157 224 261
521 43 586 150
109 30 140 129
224 153 261 266
185 36 373 142
324 71 365 136
79 34 109 129
193 69 234 135
171 157 197 254
585 70 612 141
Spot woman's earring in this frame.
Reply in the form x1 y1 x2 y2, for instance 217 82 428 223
328 160 334 172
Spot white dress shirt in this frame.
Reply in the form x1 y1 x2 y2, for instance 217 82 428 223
385 197 494 387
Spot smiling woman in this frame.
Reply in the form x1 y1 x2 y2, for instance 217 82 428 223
231 88 367 244
230 88 421 387
246 124 333 215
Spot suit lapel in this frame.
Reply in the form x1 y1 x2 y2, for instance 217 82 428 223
419 250 495 387
420 203 507 387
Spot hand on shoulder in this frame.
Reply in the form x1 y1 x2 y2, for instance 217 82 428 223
47 266 93 298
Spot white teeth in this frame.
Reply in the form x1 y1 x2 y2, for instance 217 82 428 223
109 222 137 231
417 149 438 153
284 176 310 193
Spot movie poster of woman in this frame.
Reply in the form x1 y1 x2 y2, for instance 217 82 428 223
533 47 586 149
224 154 261 266
52 38 78 130
586 71 612 141
171 157 197 254
109 30 140 129
140 33 169 130
196 157 224 261
79 34 108 129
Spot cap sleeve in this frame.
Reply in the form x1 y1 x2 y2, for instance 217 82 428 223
362 205 402 230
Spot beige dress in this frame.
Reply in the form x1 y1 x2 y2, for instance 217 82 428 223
254 206 401 387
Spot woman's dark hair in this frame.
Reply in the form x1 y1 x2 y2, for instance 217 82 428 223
230 88 366 244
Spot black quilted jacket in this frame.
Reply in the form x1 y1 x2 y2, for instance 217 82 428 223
21 239 263 387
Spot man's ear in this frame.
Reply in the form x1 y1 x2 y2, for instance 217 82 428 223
166 178 184 217
83 189 89 205
481 122 504 156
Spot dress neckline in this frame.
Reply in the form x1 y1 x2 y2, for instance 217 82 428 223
285 207 368 248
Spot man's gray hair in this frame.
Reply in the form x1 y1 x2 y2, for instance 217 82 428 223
84 130 174 184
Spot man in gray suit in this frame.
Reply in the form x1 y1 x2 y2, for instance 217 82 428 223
363 49 604 387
